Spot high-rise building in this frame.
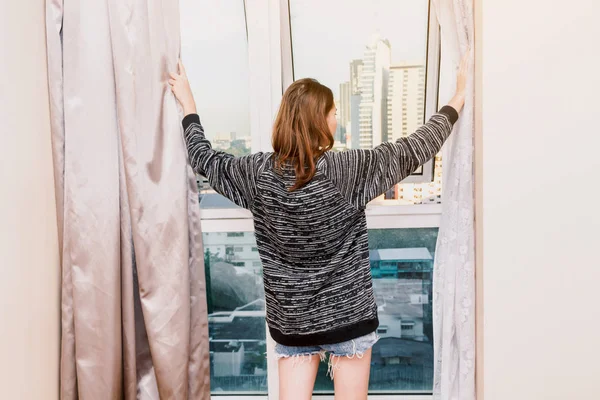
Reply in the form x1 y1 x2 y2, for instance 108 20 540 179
350 94 362 149
358 35 391 149
349 60 364 95
338 81 351 144
348 60 364 150
334 96 342 143
387 64 426 142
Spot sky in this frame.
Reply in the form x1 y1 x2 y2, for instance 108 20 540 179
180 0 429 140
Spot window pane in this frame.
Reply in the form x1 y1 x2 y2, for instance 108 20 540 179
180 0 252 208
313 227 438 393
289 0 442 205
203 231 267 393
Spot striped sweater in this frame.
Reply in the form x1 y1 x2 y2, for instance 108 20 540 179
183 106 458 346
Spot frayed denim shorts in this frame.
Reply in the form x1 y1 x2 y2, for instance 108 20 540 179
274 331 379 379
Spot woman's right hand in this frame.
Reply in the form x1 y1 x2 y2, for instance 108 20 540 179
448 49 471 113
169 59 197 116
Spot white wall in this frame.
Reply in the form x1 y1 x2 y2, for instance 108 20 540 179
477 1 600 399
0 1 60 399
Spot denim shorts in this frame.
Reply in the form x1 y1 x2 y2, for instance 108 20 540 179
274 331 379 378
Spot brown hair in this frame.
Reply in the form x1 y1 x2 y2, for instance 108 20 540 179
272 78 335 190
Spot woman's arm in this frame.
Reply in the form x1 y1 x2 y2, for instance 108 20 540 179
170 60 264 209
326 110 456 208
169 60 197 116
325 50 470 209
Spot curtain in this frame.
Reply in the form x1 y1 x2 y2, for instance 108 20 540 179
431 0 476 399
46 0 210 398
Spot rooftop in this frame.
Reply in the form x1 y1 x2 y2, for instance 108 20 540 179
370 248 433 262
199 193 240 209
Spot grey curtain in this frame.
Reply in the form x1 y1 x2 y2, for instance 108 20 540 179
46 0 210 398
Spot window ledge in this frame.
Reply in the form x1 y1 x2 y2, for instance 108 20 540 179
199 203 442 220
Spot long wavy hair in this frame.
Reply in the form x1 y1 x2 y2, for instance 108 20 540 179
272 78 335 190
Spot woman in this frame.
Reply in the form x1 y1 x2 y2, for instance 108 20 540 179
169 52 469 400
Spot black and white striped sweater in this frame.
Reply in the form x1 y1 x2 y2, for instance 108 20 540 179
183 106 458 346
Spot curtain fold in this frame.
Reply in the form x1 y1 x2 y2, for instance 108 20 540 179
431 1 476 399
46 0 210 398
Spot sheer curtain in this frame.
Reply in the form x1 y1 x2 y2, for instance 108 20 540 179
46 0 210 398
431 0 476 399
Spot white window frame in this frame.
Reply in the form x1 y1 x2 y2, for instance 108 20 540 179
202 0 441 398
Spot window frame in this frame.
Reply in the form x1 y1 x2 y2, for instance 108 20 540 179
198 0 443 398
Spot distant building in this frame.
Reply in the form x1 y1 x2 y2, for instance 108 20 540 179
371 248 434 343
349 59 364 95
387 64 426 142
203 231 262 273
358 35 391 149
370 247 434 278
208 132 251 152
337 81 351 144
371 336 433 368
209 300 267 379
212 342 245 377
350 94 362 149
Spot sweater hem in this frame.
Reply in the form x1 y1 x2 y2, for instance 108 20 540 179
269 317 379 347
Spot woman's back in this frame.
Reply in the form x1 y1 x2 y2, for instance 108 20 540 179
252 154 377 346
182 108 457 345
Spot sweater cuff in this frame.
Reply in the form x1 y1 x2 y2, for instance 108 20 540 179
182 113 201 131
438 105 459 125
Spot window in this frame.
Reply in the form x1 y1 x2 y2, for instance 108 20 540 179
377 326 389 335
202 231 267 393
187 0 443 397
401 323 416 331
202 223 441 397
288 0 442 205
181 0 253 210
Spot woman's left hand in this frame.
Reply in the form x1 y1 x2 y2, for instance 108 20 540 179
169 59 197 115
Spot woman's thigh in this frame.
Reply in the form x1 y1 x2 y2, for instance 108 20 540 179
321 332 379 400
275 343 324 400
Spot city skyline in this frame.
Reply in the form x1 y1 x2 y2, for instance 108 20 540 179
331 36 426 150
290 0 429 99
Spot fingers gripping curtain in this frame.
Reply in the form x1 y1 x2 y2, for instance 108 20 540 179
431 0 476 399
46 0 210 398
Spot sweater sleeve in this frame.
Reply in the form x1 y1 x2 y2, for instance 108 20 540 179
325 106 458 209
183 114 264 209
